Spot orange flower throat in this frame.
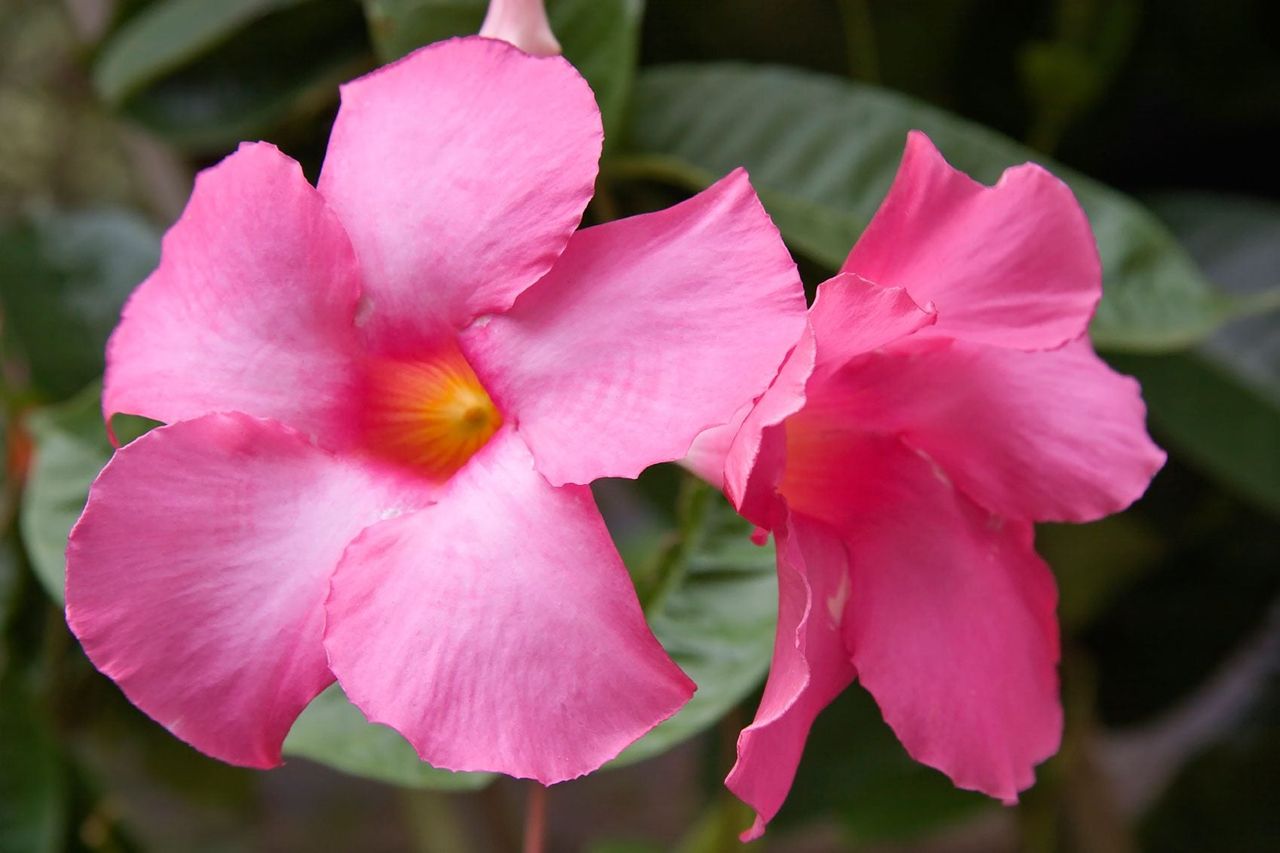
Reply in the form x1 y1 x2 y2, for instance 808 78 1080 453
363 347 502 479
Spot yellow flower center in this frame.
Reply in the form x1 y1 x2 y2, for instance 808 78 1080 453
363 346 503 479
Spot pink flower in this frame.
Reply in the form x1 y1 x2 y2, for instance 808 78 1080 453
65 37 806 784
687 131 1166 838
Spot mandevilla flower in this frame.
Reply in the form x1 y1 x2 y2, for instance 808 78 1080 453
66 36 806 783
687 131 1166 838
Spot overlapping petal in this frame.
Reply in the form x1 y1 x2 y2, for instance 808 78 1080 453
104 143 365 447
318 37 602 353
323 430 694 784
805 337 1166 522
726 511 857 841
464 169 806 485
65 414 428 768
784 431 1063 801
717 274 934 526
842 131 1100 351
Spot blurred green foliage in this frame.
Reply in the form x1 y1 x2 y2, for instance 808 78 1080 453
1 0 1277 850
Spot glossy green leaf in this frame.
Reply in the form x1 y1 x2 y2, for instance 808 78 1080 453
363 0 644 138
610 480 777 767
0 208 159 400
619 64 1229 352
95 0 371 153
1109 192 1280 515
93 0 308 104
0 676 66 853
19 384 154 603
283 684 495 790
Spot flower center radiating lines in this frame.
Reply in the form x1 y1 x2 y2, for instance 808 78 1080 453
362 345 503 478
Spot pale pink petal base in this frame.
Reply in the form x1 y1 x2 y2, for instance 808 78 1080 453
105 143 365 447
319 37 601 352
66 414 428 767
843 131 1099 350
466 169 806 486
324 430 695 784
727 511 857 841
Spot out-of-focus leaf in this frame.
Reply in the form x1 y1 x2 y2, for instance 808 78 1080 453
19 383 153 603
1110 192 1280 515
0 676 66 853
93 0 308 104
1110 351 1280 516
780 686 990 842
1039 514 1166 631
0 208 158 400
283 684 494 790
364 0 644 138
610 480 776 767
1147 192 1280 405
98 0 370 153
620 64 1230 352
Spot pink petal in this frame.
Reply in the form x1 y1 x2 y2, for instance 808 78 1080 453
720 274 933 526
808 273 937 375
465 170 806 485
726 510 857 841
480 0 560 56
784 430 1062 801
323 430 694 784
65 414 428 768
843 131 1099 351
318 37 601 354
807 336 1165 523
105 143 365 447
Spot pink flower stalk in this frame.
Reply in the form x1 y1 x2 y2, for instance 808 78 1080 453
687 131 1166 839
65 37 806 784
480 0 560 56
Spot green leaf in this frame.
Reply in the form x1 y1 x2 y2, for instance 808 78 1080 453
363 0 644 138
1109 192 1280 515
1109 351 1280 516
0 676 66 853
19 384 154 603
283 684 495 790
94 0 371 153
618 64 1229 352
610 480 777 767
781 687 990 842
93 0 308 104
0 208 159 400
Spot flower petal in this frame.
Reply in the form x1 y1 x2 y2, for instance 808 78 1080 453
65 414 427 768
784 430 1062 801
807 336 1165 522
465 169 806 485
726 510 856 841
324 430 694 784
843 131 1099 350
318 37 601 353
105 143 365 447
718 274 933 527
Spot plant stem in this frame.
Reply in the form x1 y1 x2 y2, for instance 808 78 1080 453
522 782 548 853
